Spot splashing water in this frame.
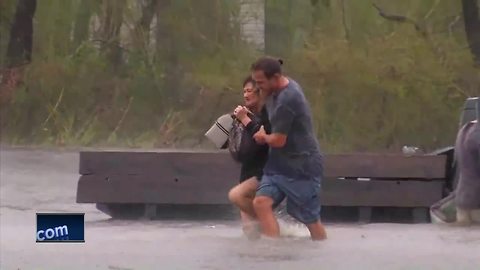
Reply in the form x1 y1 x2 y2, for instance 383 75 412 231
276 204 311 238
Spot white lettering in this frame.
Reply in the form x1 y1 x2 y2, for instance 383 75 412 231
37 225 70 241
37 230 45 241
45 228 55 239
55 225 68 236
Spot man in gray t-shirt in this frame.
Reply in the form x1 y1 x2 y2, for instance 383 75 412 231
251 57 327 240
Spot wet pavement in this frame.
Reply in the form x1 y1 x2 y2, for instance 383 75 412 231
1 148 479 270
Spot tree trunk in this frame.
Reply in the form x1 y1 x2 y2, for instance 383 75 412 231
73 0 94 50
155 0 182 105
265 0 293 57
135 0 158 47
1 0 36 106
5 0 36 67
100 0 126 71
154 0 171 51
462 0 480 66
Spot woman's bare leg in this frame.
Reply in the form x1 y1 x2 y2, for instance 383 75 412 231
228 177 258 218
228 177 260 239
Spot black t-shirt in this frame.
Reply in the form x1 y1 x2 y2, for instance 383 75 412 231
239 107 271 182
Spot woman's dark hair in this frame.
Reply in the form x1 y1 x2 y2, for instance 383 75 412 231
242 75 255 88
250 56 284 79
242 75 260 94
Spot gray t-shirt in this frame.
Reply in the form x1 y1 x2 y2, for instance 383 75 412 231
263 78 323 180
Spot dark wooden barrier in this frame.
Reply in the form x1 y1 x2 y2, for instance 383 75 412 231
76 151 448 222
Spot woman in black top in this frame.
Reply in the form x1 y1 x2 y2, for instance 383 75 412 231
228 76 270 239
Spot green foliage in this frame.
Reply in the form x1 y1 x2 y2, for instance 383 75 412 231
291 28 477 152
1 0 479 152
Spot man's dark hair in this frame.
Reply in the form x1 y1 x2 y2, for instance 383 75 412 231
251 56 284 78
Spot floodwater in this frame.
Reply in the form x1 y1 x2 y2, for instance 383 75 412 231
1 147 479 270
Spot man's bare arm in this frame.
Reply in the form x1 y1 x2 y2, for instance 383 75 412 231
263 133 287 148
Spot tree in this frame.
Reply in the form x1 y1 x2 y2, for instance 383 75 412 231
0 0 36 106
462 0 480 66
99 0 126 71
134 0 158 47
265 0 293 56
5 0 36 67
73 0 96 50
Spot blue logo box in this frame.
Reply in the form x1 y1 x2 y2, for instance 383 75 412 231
36 213 85 243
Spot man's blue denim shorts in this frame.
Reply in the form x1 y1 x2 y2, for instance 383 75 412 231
256 174 322 224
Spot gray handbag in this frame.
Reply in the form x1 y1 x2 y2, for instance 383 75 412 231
204 114 234 148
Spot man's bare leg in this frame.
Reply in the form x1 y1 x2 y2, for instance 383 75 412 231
306 221 327 241
253 196 280 238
